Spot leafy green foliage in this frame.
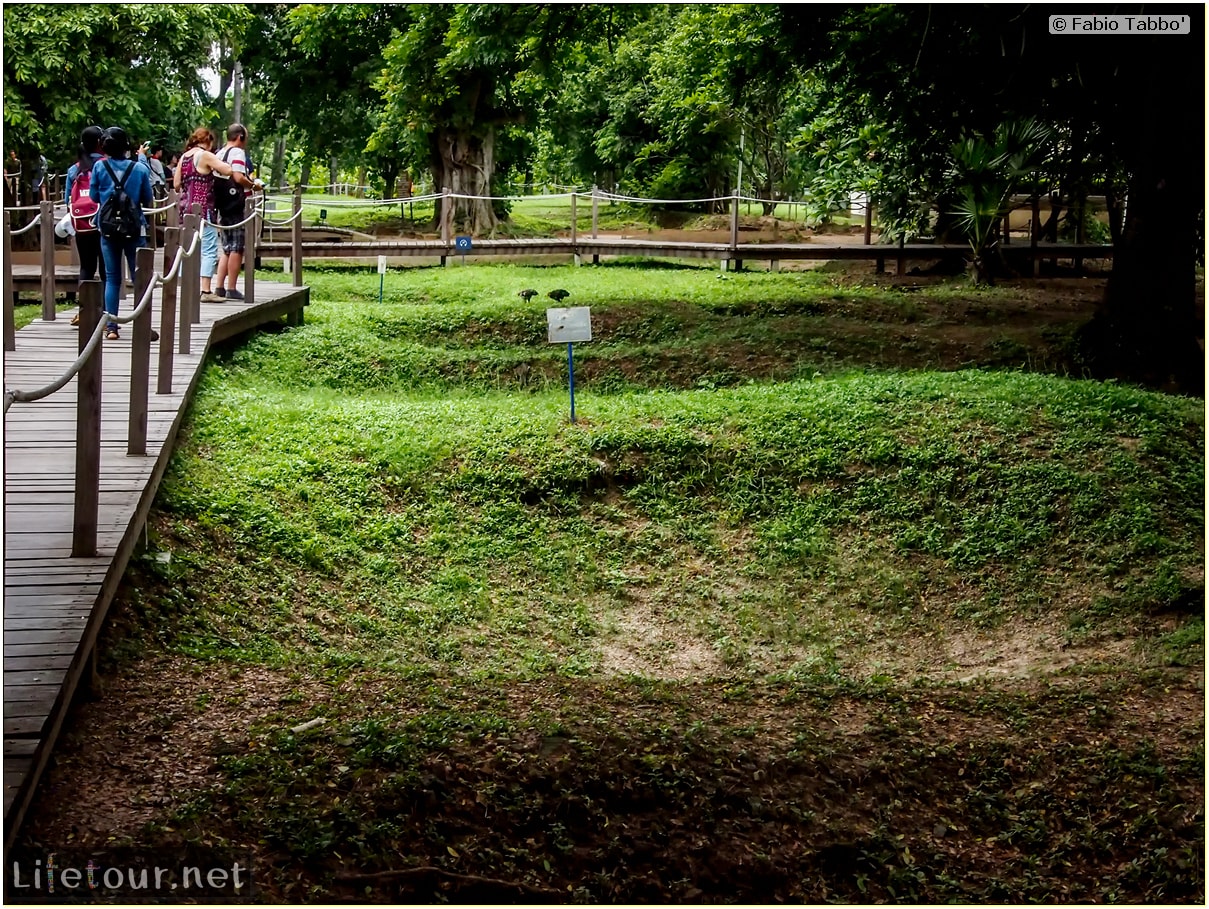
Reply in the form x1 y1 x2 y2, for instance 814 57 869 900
2 5 251 160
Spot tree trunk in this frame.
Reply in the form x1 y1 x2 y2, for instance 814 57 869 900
232 59 243 124
329 156 338 193
430 126 498 234
270 134 286 191
1076 168 1203 394
300 159 312 190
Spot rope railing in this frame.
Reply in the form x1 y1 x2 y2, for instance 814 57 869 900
9 213 43 235
3 216 204 414
264 207 305 227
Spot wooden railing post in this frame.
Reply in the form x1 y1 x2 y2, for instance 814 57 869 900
591 185 600 265
72 280 103 558
190 204 204 324
864 199 873 246
244 194 257 306
158 225 180 394
40 199 56 321
292 187 303 287
3 221 14 351
127 247 154 456
1030 194 1040 278
440 186 451 266
179 212 199 355
729 192 741 272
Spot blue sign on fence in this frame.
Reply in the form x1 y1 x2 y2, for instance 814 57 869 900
455 236 473 251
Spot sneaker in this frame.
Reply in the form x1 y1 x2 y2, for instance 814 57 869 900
225 288 245 301
215 287 227 298
106 329 120 341
200 291 223 303
150 329 160 342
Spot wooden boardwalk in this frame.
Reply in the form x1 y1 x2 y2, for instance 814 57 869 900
2 281 309 848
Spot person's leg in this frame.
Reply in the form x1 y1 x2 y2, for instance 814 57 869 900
221 225 245 297
76 231 100 282
200 221 219 295
99 237 123 335
216 224 230 295
225 249 244 295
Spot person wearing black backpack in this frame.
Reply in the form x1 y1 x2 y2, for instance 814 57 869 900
213 123 264 301
88 126 153 341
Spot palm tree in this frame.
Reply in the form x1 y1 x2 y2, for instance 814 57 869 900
948 120 1051 285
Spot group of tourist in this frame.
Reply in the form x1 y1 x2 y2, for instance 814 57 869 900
62 123 264 340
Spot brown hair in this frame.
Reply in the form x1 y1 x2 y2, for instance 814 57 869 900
184 127 212 151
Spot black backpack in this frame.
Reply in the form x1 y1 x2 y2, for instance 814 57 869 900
98 159 141 241
213 148 245 220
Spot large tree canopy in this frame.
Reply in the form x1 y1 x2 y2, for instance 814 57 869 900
4 3 1201 390
3 4 252 162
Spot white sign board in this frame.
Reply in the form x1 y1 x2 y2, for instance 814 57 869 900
378 255 388 275
547 306 592 343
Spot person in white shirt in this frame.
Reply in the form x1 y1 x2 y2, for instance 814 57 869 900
214 123 263 300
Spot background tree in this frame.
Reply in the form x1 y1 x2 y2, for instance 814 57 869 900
3 4 252 172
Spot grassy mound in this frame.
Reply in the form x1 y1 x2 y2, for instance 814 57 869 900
26 263 1203 903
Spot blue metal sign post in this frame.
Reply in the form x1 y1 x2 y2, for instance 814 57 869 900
547 306 592 424
567 342 577 422
455 235 472 266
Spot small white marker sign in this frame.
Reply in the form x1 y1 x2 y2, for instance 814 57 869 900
378 255 388 275
547 306 592 344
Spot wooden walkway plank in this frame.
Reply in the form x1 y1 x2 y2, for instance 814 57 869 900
3 275 310 850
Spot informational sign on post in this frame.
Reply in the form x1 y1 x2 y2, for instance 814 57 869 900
378 255 387 305
546 306 592 343
455 235 472 265
547 306 592 422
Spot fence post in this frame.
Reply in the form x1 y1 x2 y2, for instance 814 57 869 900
440 186 451 266
72 280 103 558
244 193 257 306
127 247 154 456
3 221 14 351
1030 194 1040 278
864 200 873 246
147 202 158 252
571 191 579 265
292 187 303 287
190 204 203 324
897 234 906 276
40 199 56 321
591 185 600 265
730 192 741 272
179 212 199 355
158 225 179 394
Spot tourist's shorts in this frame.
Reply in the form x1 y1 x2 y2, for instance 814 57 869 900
221 226 245 255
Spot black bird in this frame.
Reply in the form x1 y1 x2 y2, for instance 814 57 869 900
547 289 570 302
518 289 539 302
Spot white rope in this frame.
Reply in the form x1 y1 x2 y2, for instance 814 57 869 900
9 213 43 235
5 204 43 213
204 208 258 230
5 317 107 411
143 201 176 214
597 190 727 206
264 208 304 227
